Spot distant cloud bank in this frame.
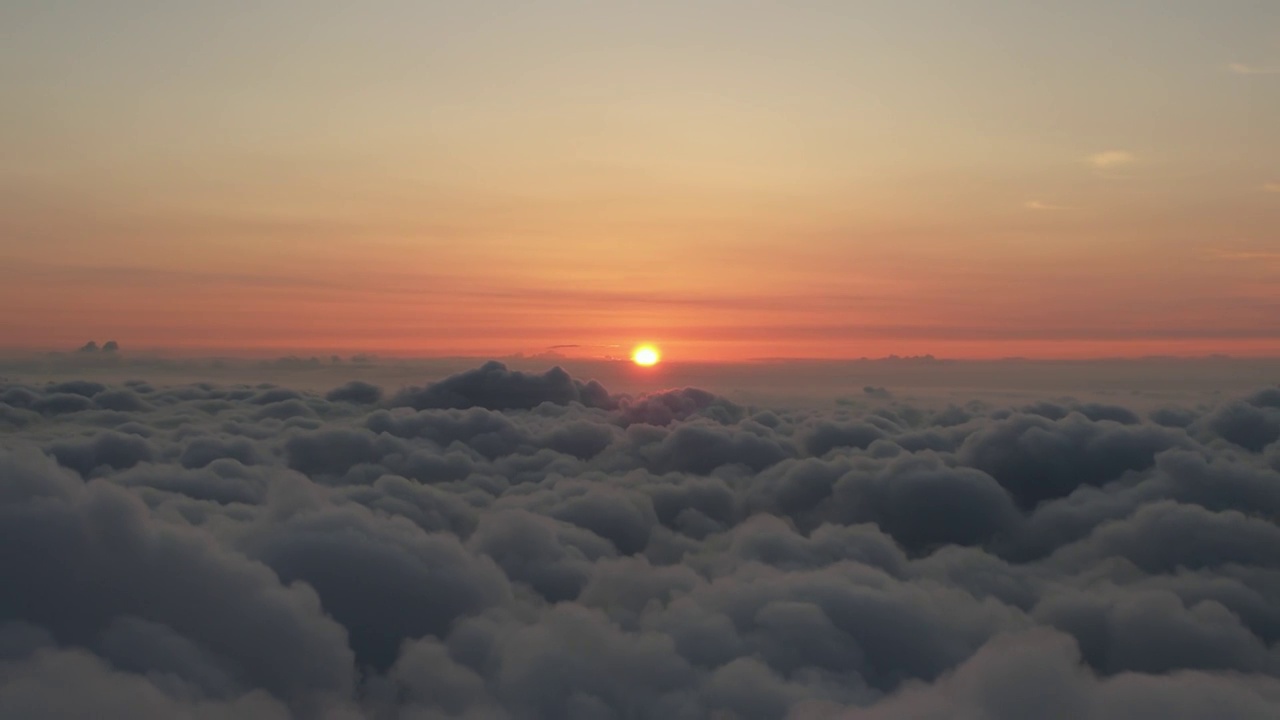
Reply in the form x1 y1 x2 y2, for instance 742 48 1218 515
2 362 1280 718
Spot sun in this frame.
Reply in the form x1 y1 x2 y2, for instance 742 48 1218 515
632 344 661 367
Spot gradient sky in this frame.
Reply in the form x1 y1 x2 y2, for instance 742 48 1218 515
2 1 1278 361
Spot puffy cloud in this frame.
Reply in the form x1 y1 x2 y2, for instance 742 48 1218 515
798 629 1280 719
958 412 1187 508
238 499 511 671
389 361 611 411
830 454 1022 551
1 366 1279 717
803 421 886 456
616 387 743 426
325 381 383 405
0 647 292 720
1199 397 1280 452
0 450 356 714
47 431 155 477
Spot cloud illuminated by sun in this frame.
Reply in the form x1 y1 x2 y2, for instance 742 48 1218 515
632 345 660 366
1087 150 1136 169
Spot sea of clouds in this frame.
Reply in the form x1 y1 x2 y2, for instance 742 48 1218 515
2 360 1280 719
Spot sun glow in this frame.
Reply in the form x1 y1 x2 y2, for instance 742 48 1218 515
632 345 661 366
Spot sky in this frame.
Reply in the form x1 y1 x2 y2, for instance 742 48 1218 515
1 0 1278 361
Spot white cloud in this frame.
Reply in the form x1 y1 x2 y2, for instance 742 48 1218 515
1087 150 1136 169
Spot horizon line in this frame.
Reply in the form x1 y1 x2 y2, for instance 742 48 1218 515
3 349 1279 366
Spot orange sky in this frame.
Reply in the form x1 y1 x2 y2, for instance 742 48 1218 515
2 2 1278 361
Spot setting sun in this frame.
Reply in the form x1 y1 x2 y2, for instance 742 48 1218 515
632 345 661 367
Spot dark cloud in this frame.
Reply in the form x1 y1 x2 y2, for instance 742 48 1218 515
47 380 108 398
647 421 795 474
284 428 392 477
238 499 510 671
93 389 151 412
1 367 1279 718
325 380 383 405
1201 399 1280 452
795 629 1280 719
803 420 887 456
830 454 1022 552
959 412 1188 508
0 451 356 714
616 387 743 426
389 361 612 411
31 393 97 415
48 431 155 477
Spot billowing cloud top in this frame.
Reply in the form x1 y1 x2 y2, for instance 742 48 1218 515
2 363 1280 718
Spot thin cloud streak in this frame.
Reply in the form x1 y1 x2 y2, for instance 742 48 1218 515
1087 150 1137 169
1024 200 1073 211
1229 62 1280 75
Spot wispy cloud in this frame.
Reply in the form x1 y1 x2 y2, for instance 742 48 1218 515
1205 241 1280 262
1210 250 1280 261
1087 151 1136 169
1228 62 1280 76
1264 183 1280 193
1024 200 1073 211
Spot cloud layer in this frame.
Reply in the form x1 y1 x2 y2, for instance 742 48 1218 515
2 362 1280 718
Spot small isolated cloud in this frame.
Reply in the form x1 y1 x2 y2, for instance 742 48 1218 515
1087 150 1136 169
1229 62 1280 76
1264 183 1280 193
1024 200 1072 211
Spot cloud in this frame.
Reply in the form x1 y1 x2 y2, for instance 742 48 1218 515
1024 200 1073 211
324 380 382 404
1229 63 1280 76
1206 242 1280 262
1 366 1279 717
389 361 613 411
1264 183 1280 193
1087 151 1137 169
796 628 1280 719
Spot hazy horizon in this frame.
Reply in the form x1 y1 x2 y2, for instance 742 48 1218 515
4 350 1277 410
